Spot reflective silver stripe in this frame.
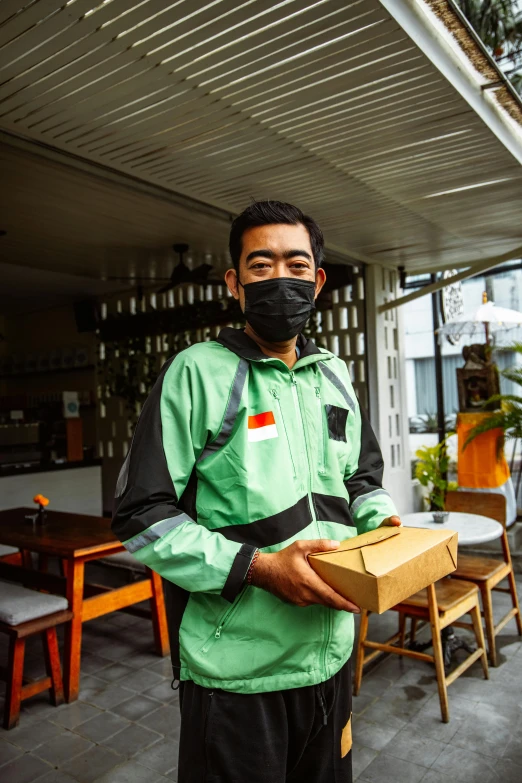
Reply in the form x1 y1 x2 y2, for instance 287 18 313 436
124 514 191 554
199 358 249 461
318 362 355 413
351 488 391 514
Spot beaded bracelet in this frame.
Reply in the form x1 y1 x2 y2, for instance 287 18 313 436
246 549 260 585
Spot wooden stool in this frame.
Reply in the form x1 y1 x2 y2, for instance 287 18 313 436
445 491 522 666
0 582 72 729
354 578 489 722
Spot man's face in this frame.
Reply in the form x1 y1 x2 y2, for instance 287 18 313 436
225 223 326 310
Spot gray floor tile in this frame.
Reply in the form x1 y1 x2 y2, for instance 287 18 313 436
503 736 522 767
431 744 497 783
142 680 178 704
38 772 82 783
352 716 403 752
111 695 163 722
408 714 464 744
0 753 52 783
60 745 123 783
449 708 514 758
132 737 178 774
116 668 164 693
79 654 113 675
95 663 137 683
149 658 175 678
0 737 23 766
51 701 103 729
34 730 94 766
138 705 181 737
74 711 130 743
80 684 135 710
488 758 522 783
359 752 427 783
94 759 166 783
102 722 162 757
0 718 63 752
122 650 161 670
382 726 446 768
352 744 378 781
357 700 409 732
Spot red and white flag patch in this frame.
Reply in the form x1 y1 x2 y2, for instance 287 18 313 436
248 411 278 442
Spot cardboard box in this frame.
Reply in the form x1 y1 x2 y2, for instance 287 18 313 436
309 526 458 613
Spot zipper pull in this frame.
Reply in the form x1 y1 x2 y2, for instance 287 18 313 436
315 387 321 398
215 626 222 639
270 389 279 399
290 371 297 385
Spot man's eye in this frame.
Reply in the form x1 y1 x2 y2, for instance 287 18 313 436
252 262 270 269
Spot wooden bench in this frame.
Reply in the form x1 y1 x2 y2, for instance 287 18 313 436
0 544 22 566
0 580 71 729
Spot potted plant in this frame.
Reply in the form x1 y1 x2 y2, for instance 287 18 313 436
415 435 457 518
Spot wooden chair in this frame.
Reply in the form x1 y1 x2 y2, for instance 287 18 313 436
445 490 522 666
354 578 489 722
0 545 22 566
0 581 72 729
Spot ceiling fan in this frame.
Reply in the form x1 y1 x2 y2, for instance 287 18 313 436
107 243 225 294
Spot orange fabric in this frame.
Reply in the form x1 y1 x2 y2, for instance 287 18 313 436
457 413 510 489
248 411 276 429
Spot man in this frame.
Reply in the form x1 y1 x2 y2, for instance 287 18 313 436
112 200 400 782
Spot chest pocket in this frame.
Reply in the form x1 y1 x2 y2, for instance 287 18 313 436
325 404 349 442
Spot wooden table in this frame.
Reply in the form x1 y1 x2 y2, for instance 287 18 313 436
0 507 170 702
402 512 503 546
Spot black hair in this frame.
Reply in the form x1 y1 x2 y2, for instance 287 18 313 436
228 200 324 272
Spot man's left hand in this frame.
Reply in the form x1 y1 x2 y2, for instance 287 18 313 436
380 515 402 527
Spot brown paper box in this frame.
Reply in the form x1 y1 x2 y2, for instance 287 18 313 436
309 526 458 614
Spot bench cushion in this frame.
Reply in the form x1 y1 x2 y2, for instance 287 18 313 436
0 582 69 626
100 551 146 572
0 545 19 557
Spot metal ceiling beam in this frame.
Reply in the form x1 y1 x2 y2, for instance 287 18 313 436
379 0 522 165
379 245 522 312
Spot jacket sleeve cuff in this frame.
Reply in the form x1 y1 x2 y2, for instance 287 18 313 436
221 543 257 603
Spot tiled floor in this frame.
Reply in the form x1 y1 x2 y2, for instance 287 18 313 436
0 573 521 783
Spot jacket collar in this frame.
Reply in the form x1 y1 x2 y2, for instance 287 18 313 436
217 327 323 363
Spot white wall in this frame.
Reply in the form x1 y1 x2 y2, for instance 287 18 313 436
0 465 102 515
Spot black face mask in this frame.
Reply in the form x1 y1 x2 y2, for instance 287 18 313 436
240 277 316 342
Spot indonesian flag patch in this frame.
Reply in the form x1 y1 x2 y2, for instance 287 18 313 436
248 411 278 442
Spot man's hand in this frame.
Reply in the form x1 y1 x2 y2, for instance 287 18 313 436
380 515 402 527
249 539 360 613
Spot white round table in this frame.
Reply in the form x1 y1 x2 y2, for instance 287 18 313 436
401 512 503 546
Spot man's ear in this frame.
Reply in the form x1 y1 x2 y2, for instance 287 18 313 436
225 268 240 300
314 267 326 299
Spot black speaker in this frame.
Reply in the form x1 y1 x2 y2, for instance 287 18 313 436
73 300 100 333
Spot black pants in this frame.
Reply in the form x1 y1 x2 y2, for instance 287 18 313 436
178 660 352 783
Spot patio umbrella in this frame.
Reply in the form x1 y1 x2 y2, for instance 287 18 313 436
437 292 522 344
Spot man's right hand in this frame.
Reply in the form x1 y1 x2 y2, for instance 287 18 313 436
249 539 360 613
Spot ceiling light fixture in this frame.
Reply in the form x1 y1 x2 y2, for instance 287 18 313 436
422 178 514 198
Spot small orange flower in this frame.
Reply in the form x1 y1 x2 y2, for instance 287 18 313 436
33 494 49 507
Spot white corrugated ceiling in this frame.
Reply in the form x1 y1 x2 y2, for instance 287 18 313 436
0 0 522 278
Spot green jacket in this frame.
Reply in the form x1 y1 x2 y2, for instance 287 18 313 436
112 328 398 693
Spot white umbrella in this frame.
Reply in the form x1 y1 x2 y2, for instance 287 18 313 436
437 293 522 344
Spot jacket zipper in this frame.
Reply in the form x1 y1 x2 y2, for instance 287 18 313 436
290 371 332 679
200 589 248 653
315 387 326 475
271 389 297 478
290 371 317 531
